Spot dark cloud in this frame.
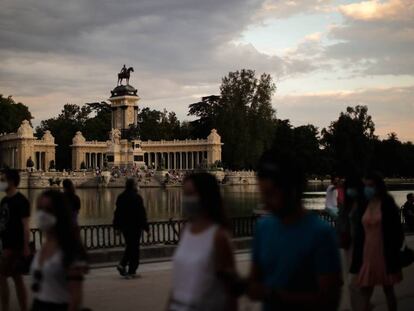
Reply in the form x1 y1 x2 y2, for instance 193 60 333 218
325 0 414 75
1 0 310 121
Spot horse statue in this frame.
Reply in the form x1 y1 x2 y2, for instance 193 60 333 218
117 66 134 85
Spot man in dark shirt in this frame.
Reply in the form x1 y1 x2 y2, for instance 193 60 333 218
0 169 30 311
403 193 414 231
248 152 342 311
113 178 150 278
62 179 81 225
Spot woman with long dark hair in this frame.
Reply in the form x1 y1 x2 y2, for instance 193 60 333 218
167 172 237 311
30 190 87 311
351 172 404 311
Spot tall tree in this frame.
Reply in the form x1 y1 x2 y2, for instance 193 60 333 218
189 69 276 169
321 105 376 175
0 95 33 133
83 102 112 141
187 95 221 138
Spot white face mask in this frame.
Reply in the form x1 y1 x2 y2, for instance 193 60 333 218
0 181 8 192
181 195 203 219
36 210 57 232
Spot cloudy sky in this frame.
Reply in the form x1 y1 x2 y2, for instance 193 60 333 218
1 0 413 141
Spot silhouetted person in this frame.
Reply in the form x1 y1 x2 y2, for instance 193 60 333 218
113 179 149 277
325 174 340 218
0 169 30 311
248 152 343 311
167 173 237 311
340 174 365 310
62 179 81 225
31 190 87 311
351 171 404 311
402 193 414 231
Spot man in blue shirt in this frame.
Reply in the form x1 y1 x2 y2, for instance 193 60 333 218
248 152 343 311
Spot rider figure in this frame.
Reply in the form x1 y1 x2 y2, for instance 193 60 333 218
121 64 127 75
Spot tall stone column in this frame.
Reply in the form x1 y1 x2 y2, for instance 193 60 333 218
194 151 198 168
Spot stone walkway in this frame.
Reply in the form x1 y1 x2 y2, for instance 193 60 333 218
7 237 414 311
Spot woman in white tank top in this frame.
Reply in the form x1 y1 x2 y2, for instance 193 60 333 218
168 173 238 311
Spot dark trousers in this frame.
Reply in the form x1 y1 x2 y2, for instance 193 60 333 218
32 299 68 311
406 217 414 231
120 230 141 274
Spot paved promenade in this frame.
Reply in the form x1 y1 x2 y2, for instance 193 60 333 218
8 236 414 311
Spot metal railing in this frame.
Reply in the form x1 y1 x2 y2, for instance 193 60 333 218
30 211 336 250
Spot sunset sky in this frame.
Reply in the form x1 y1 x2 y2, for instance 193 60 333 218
1 0 413 141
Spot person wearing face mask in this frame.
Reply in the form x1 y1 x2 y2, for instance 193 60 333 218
350 171 404 311
0 169 30 311
167 172 238 311
247 151 343 311
30 190 87 311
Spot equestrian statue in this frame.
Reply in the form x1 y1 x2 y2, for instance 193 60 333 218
117 64 134 85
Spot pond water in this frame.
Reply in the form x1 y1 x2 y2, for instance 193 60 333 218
2 184 413 227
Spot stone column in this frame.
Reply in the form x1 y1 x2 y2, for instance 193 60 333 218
194 151 198 168
86 153 90 168
38 151 42 171
154 152 158 169
123 107 128 130
134 107 138 126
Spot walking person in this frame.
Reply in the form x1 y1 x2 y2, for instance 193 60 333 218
351 172 404 311
31 190 88 311
402 193 414 231
0 169 30 311
167 172 238 311
113 178 149 277
62 179 81 225
248 152 343 311
325 174 340 218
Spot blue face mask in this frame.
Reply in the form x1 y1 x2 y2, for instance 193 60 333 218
346 188 358 198
364 186 376 200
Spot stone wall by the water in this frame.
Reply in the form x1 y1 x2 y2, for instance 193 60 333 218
15 171 414 189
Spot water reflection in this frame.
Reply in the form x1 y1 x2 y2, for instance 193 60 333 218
0 184 412 227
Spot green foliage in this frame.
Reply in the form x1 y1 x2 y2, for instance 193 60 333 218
36 102 111 169
0 95 33 133
5 72 414 177
321 105 376 175
137 108 186 140
371 134 414 177
188 69 277 169
83 102 112 141
268 120 326 176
